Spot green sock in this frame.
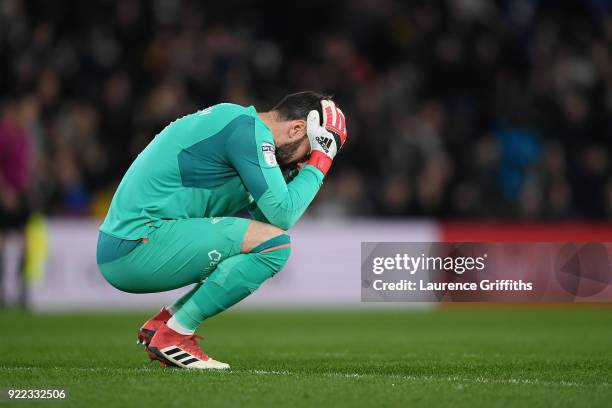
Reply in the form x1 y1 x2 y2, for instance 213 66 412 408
173 234 291 331
167 283 202 314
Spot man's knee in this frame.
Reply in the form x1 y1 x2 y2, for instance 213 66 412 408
253 233 291 272
240 220 291 274
241 220 286 253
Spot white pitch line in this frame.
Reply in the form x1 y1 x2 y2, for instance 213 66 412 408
1 366 608 388
241 370 605 388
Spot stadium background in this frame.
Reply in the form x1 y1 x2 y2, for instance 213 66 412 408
1 0 612 221
0 1 611 407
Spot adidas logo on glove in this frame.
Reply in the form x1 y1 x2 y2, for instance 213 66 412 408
306 99 348 176
315 136 333 153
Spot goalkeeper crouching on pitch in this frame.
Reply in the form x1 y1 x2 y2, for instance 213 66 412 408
96 92 348 369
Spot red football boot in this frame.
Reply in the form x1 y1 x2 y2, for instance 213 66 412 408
137 308 172 347
148 323 230 369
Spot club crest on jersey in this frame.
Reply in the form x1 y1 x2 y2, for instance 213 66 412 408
261 142 277 166
208 250 222 268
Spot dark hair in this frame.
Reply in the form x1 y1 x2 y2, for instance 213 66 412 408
271 91 332 121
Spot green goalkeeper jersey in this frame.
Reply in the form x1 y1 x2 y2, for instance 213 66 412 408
100 103 324 240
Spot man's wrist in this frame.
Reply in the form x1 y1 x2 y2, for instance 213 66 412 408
306 150 332 176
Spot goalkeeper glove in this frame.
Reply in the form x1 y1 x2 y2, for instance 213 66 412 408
306 100 348 176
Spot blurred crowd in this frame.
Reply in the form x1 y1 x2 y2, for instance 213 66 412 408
1 0 612 221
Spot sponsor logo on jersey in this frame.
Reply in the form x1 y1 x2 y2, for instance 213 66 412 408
261 142 277 166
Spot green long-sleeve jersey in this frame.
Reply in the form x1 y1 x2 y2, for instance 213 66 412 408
100 103 324 240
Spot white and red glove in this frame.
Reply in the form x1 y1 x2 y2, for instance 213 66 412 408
306 100 348 176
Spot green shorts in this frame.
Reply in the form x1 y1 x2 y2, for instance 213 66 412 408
97 217 250 293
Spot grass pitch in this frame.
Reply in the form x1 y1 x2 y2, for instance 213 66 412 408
0 307 610 407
